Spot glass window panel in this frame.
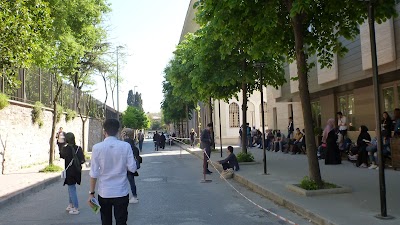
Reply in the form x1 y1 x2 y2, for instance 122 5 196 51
229 103 240 128
383 87 394 115
339 96 347 115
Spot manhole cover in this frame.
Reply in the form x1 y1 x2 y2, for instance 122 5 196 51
142 177 164 182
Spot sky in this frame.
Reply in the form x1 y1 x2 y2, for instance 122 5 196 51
92 0 191 113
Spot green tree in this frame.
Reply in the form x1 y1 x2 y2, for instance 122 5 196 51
194 0 396 185
0 0 51 91
127 90 134 107
122 106 149 130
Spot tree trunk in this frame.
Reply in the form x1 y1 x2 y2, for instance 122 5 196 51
186 104 189 138
49 82 62 165
209 97 215 150
291 7 322 186
241 81 248 154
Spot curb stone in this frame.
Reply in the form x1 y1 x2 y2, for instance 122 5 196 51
182 144 336 225
0 175 60 210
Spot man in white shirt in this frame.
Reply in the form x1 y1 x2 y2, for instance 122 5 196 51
88 119 137 225
337 111 348 138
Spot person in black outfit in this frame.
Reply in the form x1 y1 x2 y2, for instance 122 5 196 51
322 119 341 165
356 125 371 168
381 111 393 145
201 123 213 174
60 132 85 214
153 131 160 151
160 132 166 149
218 146 240 171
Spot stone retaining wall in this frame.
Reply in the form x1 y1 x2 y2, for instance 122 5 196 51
0 101 103 174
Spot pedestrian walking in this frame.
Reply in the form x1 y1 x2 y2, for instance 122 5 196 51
160 132 166 149
121 128 141 204
138 129 144 152
200 123 213 175
88 119 137 225
60 132 85 215
190 128 197 147
56 127 66 153
153 131 160 151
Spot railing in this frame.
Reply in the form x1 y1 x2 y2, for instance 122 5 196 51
0 67 118 119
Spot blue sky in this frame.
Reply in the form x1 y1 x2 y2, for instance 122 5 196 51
92 0 191 113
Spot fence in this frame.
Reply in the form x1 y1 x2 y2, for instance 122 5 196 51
0 67 118 119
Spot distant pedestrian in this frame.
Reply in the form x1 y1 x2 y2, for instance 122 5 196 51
60 132 85 215
56 127 66 153
88 119 137 225
153 131 160 151
138 130 145 152
200 123 213 174
337 111 348 138
322 119 341 165
160 132 166 149
121 128 141 204
190 128 197 147
287 117 294 139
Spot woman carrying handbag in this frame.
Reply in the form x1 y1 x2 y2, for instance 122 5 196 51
60 132 85 215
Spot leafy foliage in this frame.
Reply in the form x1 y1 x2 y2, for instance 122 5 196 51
122 106 149 130
127 90 143 111
56 104 64 123
0 93 9 110
236 152 255 163
32 102 44 128
299 176 338 190
65 109 77 122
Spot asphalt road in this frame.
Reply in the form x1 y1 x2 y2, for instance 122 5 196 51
0 140 312 225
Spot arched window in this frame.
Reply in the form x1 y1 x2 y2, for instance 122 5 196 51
259 102 267 127
229 103 240 128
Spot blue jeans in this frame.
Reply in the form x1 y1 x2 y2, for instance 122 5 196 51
68 184 79 208
127 173 137 197
139 140 143 151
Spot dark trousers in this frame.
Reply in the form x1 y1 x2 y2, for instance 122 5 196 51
98 194 129 225
203 147 211 173
154 141 159 151
138 140 143 151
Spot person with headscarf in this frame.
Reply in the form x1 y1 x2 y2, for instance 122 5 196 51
121 128 141 204
356 125 371 168
60 132 85 215
323 118 341 165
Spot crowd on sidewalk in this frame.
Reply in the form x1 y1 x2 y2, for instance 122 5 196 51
238 109 400 170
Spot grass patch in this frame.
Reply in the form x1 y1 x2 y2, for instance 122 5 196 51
39 164 63 173
299 176 338 190
237 152 255 162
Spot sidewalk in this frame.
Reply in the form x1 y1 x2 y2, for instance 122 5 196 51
0 160 63 210
185 144 400 225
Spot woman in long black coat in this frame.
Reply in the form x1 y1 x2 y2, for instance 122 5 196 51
323 118 342 165
60 132 85 214
356 125 371 168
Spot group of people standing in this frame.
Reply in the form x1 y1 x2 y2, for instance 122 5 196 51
152 131 167 151
58 119 143 225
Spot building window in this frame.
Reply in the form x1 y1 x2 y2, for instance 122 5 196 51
383 87 395 116
259 102 267 127
338 94 355 128
311 101 321 129
229 103 240 128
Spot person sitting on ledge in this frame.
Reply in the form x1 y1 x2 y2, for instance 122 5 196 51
218 146 240 171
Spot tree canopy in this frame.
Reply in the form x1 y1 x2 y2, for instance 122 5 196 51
122 106 150 130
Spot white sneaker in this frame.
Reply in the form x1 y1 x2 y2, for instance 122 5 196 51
129 197 138 204
69 208 80 215
360 163 368 168
66 204 73 211
368 164 378 169
375 166 379 170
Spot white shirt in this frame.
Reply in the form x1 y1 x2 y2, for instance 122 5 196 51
89 136 137 198
338 116 347 131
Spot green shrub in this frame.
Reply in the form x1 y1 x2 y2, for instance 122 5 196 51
65 109 77 122
32 102 44 128
0 93 9 110
56 104 63 123
39 164 63 173
236 152 255 162
299 176 338 190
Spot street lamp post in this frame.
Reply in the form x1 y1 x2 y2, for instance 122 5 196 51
254 62 267 175
116 46 124 116
364 0 393 219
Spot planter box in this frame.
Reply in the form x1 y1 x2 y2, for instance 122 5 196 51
286 184 352 196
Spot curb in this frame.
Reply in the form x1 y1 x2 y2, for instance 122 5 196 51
0 175 61 210
182 145 336 225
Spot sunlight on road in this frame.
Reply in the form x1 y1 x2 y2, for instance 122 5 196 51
140 150 191 158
